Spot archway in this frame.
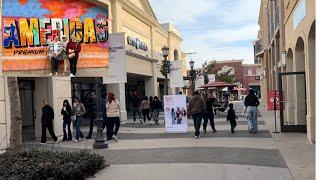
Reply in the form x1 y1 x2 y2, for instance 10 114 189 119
306 21 315 142
293 37 306 125
285 48 295 125
174 49 179 61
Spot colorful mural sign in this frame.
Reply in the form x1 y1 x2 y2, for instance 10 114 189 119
2 0 109 72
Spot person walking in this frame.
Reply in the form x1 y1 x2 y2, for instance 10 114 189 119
227 103 238 133
72 98 86 142
66 33 81 77
131 92 142 124
61 99 72 141
149 96 154 121
203 93 216 133
86 91 96 139
48 36 64 76
152 96 162 125
244 89 260 133
106 93 121 141
188 91 206 139
40 98 58 144
141 96 151 124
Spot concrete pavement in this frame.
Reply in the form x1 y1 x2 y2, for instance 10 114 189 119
24 101 314 180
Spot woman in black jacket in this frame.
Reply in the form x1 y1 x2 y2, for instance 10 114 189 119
152 96 162 125
61 99 72 141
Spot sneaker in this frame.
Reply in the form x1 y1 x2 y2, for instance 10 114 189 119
194 136 199 139
140 119 143 124
40 142 46 145
112 135 118 142
55 72 58 76
212 129 217 133
203 130 207 134
54 139 59 144
86 136 92 139
74 139 78 143
49 73 53 76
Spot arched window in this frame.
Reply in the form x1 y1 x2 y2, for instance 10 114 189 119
174 49 179 61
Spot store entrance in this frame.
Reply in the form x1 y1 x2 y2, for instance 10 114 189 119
18 79 36 142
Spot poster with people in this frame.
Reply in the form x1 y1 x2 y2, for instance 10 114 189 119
164 95 188 133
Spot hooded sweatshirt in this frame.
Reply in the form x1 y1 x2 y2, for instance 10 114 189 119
188 94 206 116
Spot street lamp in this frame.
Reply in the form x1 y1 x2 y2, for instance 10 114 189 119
161 46 170 95
189 60 196 95
93 77 108 149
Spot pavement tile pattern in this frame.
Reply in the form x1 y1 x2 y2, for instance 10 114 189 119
24 101 293 180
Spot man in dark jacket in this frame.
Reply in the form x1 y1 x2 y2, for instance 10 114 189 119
131 91 142 123
188 91 206 139
86 91 97 139
41 98 58 144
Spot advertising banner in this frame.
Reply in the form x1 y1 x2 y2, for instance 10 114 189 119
163 95 188 133
208 74 216 83
103 33 127 84
169 61 184 88
267 90 281 110
195 74 204 90
2 0 109 75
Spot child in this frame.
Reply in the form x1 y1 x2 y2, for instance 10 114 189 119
227 103 238 133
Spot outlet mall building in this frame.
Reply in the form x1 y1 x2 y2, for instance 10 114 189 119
0 0 186 150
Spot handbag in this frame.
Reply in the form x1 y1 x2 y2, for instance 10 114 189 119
71 115 76 122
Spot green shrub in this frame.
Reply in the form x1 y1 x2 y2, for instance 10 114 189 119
0 150 106 180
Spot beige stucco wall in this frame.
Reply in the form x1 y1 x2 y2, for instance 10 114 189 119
0 77 10 151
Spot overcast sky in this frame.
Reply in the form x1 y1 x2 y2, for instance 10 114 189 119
149 0 261 68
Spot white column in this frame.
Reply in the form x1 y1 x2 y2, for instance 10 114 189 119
0 77 10 150
306 38 315 143
107 83 127 123
48 77 72 139
145 76 157 97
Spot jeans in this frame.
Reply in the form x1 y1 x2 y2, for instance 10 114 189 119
203 112 215 131
247 106 258 132
107 117 120 140
87 115 96 138
41 120 58 143
192 113 202 137
51 57 59 73
142 108 150 122
69 57 78 75
153 109 160 124
63 120 72 140
75 116 84 140
132 107 142 122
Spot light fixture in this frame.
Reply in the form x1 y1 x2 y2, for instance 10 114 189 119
189 60 195 69
162 46 169 58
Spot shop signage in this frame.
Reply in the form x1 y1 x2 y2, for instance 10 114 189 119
2 0 109 74
267 90 281 110
169 61 184 88
164 95 188 133
104 33 127 84
127 36 148 51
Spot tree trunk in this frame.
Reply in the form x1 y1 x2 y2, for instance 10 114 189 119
8 77 22 151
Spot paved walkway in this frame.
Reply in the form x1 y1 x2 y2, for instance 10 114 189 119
24 101 314 180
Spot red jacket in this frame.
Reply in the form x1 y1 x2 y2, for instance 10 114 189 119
66 41 81 59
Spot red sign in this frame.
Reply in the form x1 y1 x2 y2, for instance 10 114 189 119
267 91 280 110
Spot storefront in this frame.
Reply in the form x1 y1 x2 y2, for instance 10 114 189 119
0 0 185 149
